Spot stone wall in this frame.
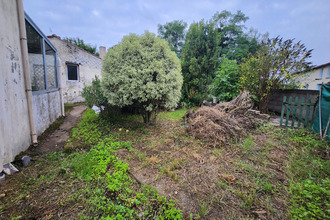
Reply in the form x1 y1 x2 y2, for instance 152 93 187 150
48 37 102 103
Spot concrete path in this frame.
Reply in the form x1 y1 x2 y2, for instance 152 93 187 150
34 105 86 154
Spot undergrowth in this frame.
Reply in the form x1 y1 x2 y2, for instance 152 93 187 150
278 128 330 219
63 109 183 219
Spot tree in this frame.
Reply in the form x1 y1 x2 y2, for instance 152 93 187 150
101 31 183 124
210 58 240 102
158 20 187 59
240 37 312 113
181 10 260 106
212 10 259 62
63 37 99 56
181 20 220 105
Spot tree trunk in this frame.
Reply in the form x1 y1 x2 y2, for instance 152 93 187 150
142 111 152 125
258 95 271 114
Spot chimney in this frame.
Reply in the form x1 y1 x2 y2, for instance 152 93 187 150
99 46 106 59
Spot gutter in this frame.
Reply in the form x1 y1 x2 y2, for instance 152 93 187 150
16 0 38 145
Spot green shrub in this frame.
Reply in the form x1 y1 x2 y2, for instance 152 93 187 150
101 31 183 124
210 57 240 102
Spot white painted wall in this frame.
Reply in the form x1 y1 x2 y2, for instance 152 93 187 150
0 1 63 171
48 37 102 103
296 64 330 90
0 0 31 171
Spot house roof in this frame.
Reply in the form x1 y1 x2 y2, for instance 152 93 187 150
312 62 330 70
47 34 102 60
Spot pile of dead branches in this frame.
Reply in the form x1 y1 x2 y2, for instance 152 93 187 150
186 91 256 146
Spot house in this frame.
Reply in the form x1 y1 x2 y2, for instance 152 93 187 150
296 62 330 90
0 0 63 172
47 35 106 104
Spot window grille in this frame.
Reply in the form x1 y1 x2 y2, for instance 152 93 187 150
25 13 58 93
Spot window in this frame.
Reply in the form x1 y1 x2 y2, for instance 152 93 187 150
25 14 58 92
319 68 324 79
67 64 79 81
327 67 330 78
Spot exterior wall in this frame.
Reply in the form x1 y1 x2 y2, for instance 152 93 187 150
0 0 31 170
268 89 319 120
295 64 330 90
48 37 102 103
32 91 62 136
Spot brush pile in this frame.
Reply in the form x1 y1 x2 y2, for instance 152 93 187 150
186 90 256 146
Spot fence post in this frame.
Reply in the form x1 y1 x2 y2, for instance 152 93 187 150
280 96 287 126
297 97 305 128
285 97 292 127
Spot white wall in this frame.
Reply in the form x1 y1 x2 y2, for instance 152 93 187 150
48 37 102 103
296 65 330 90
0 0 31 170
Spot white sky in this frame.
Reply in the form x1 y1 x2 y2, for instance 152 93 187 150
24 0 330 65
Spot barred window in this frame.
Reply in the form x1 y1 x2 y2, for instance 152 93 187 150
25 15 58 92
67 64 79 81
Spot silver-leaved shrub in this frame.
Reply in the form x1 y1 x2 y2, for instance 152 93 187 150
101 31 183 124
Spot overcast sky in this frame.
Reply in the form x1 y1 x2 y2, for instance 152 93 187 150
24 0 330 65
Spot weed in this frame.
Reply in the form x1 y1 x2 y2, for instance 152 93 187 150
198 199 210 217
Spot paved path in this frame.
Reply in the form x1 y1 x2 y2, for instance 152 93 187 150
34 105 86 154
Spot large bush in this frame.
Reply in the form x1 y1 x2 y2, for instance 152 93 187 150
82 75 107 108
210 58 240 102
240 37 312 113
101 31 183 124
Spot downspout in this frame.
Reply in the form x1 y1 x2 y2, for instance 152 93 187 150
58 57 65 116
17 0 38 145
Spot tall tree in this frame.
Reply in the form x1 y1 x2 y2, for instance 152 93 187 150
181 20 220 105
63 37 99 56
158 20 187 59
212 10 258 61
240 37 312 113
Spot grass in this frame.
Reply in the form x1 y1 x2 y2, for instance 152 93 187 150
1 107 329 219
157 108 187 121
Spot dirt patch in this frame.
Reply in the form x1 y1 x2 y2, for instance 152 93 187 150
0 105 87 220
34 105 86 154
115 116 289 219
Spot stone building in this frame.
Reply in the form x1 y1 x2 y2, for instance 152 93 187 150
0 0 63 172
48 35 105 103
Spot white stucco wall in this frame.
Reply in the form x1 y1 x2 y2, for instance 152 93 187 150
32 91 62 136
48 37 102 103
296 64 330 90
0 0 31 171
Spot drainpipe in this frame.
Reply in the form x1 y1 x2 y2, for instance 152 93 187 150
17 0 38 145
58 57 65 116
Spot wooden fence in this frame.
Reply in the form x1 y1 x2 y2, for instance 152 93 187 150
280 96 317 128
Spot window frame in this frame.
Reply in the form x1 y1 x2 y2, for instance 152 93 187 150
66 62 80 81
25 13 59 95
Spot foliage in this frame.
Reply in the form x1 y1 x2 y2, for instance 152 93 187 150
63 37 99 56
101 31 183 124
158 20 187 59
277 128 330 220
82 75 108 108
210 57 240 102
211 10 259 61
181 19 220 106
239 37 312 113
181 10 260 106
290 179 330 219
65 110 183 219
